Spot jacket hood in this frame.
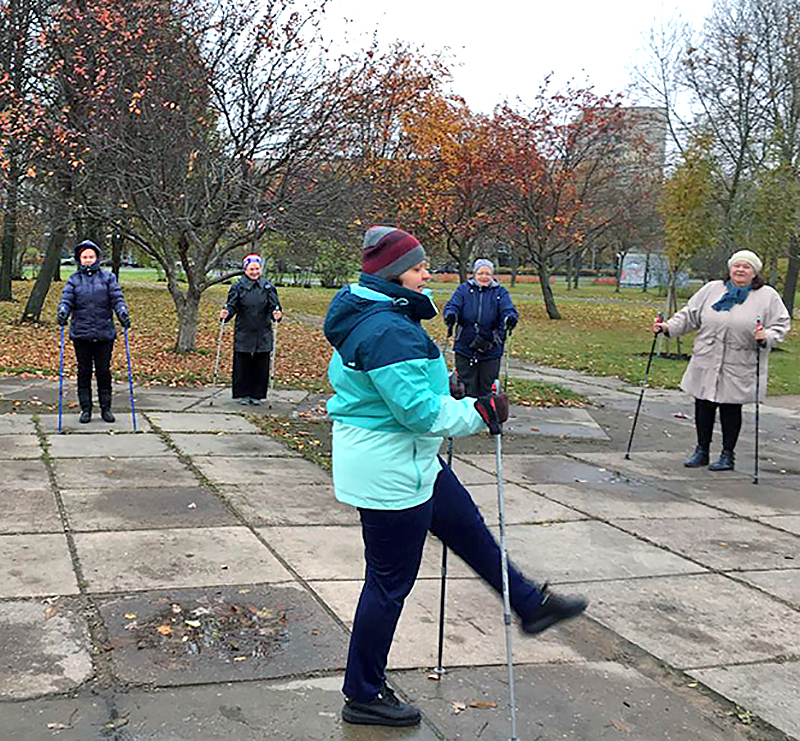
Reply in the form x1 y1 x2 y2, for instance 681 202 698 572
74 240 102 264
324 272 437 350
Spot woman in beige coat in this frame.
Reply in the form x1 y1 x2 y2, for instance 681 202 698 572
653 250 791 470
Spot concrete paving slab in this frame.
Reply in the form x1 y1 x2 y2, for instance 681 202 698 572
757 514 800 535
0 459 51 492
170 432 298 457
533 482 728 520
0 434 42 459
447 457 498 485
148 411 258 433
53 456 197 490
222 483 356 526
401 661 759 741
0 694 108 741
311 578 586 669
37 412 149 434
61 487 238 531
579 573 800 668
574 450 754 482
618 517 800 571
192 456 330 486
125 392 202 412
690 662 800 740
117 676 441 740
466 483 587 524
261 527 475 582
47 432 172 458
462 453 623 487
74 526 293 592
503 406 610 440
98 584 348 686
0 599 92 699
0 414 36 434
659 478 800 517
502 521 705 583
0 534 79 597
736 569 800 606
0 489 62 534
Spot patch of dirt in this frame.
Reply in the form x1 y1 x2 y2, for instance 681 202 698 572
126 597 289 662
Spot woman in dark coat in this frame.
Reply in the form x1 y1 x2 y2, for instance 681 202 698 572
443 259 518 397
220 254 282 404
57 240 131 423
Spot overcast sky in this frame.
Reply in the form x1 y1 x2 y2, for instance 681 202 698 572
322 0 715 112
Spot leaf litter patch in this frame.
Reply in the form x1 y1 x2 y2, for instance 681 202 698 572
125 595 289 663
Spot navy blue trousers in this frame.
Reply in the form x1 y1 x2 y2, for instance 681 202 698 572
342 460 543 702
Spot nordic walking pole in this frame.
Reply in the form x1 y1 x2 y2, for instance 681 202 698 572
267 319 278 409
209 317 225 406
57 326 65 434
754 317 763 485
435 323 456 678
625 312 663 460
124 327 137 432
492 378 518 741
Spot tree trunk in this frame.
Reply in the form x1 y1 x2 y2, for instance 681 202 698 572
572 252 580 289
111 231 124 279
21 226 66 323
537 262 561 319
172 287 202 352
782 234 798 317
642 250 651 292
510 252 519 288
615 251 623 293
665 272 681 356
0 154 20 301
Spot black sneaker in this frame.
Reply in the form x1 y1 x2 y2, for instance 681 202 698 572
342 685 421 727
521 584 588 635
79 409 91 424
100 408 115 423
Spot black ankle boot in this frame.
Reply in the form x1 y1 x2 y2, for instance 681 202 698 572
98 389 115 423
78 389 92 423
709 450 735 471
684 445 710 468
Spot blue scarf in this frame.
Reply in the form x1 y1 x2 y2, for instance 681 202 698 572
711 280 752 312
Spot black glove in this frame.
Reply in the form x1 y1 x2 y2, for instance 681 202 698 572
118 311 131 329
449 372 466 400
57 308 69 327
504 316 517 334
474 392 509 435
445 313 456 337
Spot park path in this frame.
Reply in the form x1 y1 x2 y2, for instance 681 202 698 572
0 373 797 741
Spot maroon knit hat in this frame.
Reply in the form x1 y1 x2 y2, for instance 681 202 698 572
362 226 426 279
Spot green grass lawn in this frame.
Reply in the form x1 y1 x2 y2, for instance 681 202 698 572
280 279 799 396
2 275 796 396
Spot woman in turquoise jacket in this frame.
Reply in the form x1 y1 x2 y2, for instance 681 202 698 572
324 226 587 727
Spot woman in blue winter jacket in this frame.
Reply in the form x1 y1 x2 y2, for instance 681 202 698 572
57 240 130 423
444 259 518 397
324 226 586 728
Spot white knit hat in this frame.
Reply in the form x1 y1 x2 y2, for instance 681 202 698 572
728 250 763 275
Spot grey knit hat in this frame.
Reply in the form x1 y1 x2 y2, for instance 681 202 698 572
473 258 494 274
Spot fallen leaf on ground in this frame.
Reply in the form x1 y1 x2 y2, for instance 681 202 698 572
157 625 172 636
451 702 467 714
468 700 497 709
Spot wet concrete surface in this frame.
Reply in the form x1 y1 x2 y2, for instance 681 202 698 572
0 373 797 740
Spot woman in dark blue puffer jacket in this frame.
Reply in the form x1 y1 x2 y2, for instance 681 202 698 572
443 259 518 397
57 240 130 423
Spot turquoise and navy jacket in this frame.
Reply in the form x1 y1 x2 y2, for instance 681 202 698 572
324 273 485 510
